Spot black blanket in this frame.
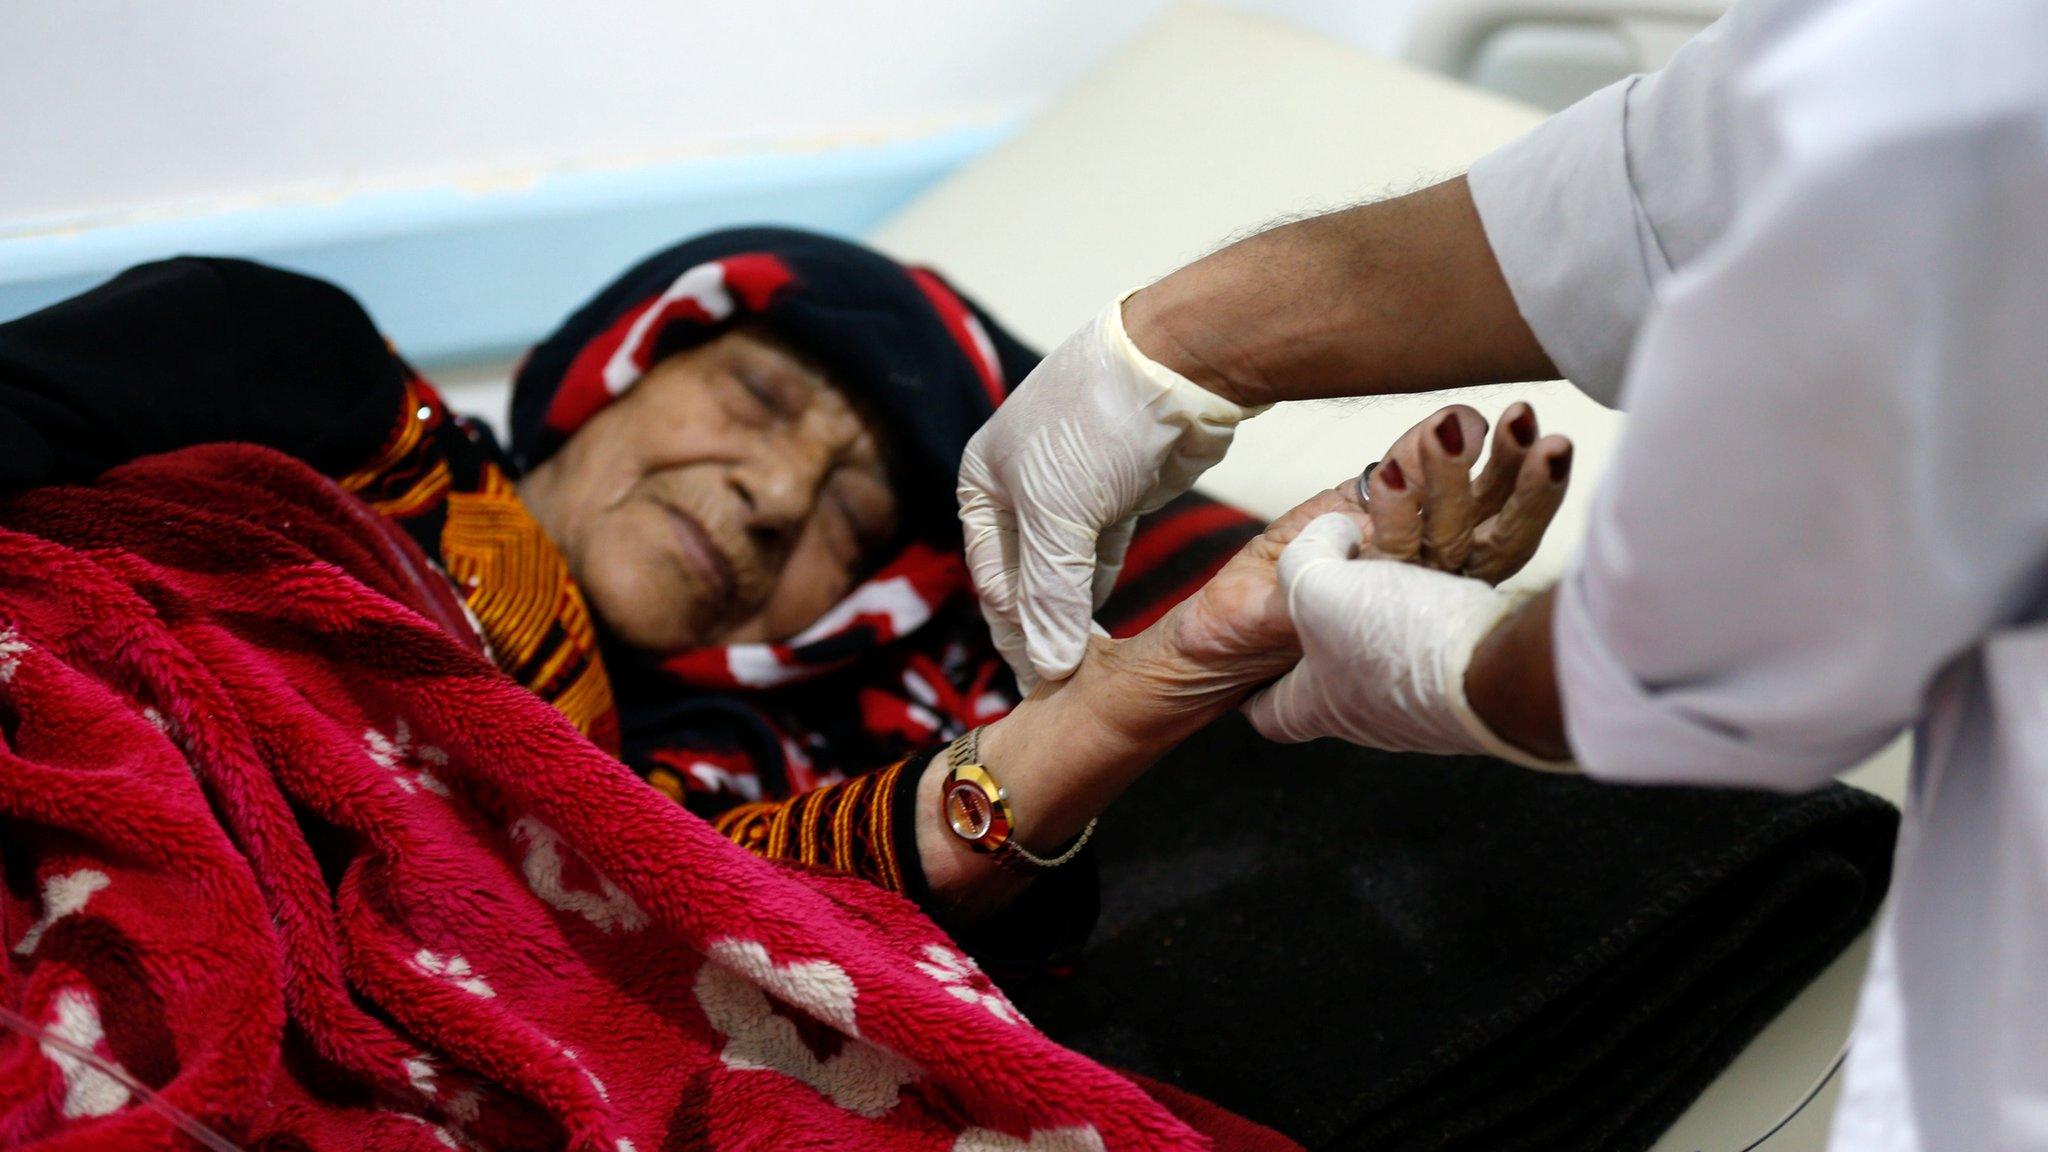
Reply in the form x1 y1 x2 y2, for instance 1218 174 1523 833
1000 716 1897 1151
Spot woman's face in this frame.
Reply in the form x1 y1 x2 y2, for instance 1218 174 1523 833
516 325 900 652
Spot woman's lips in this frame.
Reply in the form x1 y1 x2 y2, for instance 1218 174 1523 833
660 504 738 605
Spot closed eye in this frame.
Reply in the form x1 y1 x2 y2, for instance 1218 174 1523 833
734 371 779 411
723 370 790 427
828 475 897 557
824 492 864 550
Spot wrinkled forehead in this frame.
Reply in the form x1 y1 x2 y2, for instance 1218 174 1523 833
746 321 892 433
657 321 902 470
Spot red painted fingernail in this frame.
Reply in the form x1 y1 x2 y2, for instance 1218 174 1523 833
1435 415 1465 454
1509 409 1537 447
1381 459 1406 490
1548 445 1572 483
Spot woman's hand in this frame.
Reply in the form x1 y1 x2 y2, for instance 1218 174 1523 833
1358 400 1572 584
1166 400 1575 688
919 402 1574 917
1163 485 1372 687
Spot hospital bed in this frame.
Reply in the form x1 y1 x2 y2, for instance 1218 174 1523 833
868 6 1909 1149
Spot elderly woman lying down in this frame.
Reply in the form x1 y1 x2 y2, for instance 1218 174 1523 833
0 231 1583 1148
0 229 1571 943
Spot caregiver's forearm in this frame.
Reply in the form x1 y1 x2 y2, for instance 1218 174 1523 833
1465 587 1571 763
917 603 1254 917
1123 176 1557 408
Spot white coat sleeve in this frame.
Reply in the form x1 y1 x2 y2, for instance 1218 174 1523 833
1553 116 2048 792
1464 0 1806 406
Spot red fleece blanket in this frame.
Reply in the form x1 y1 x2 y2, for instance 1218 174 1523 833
0 446 1281 1152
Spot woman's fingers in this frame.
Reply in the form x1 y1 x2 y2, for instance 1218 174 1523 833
1415 405 1487 573
1465 434 1573 584
1471 401 1536 520
1287 403 1569 589
1365 430 1427 562
1359 403 1572 585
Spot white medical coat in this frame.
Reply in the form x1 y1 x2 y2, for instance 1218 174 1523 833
1465 0 2048 1146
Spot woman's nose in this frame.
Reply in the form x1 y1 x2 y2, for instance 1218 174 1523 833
729 446 832 547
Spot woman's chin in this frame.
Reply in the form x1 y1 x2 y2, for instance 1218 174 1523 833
605 615 708 655
584 575 721 653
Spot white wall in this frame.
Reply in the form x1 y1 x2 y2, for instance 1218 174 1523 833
0 1 1425 229
0 1 1121 224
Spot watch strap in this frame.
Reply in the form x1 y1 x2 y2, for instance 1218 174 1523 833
943 727 1095 874
999 816 1096 872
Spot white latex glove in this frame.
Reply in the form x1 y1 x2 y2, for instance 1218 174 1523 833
1244 513 1574 772
959 291 1260 689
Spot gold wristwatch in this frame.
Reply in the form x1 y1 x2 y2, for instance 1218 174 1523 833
941 727 1095 873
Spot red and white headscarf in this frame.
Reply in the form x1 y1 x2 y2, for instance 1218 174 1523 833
510 228 1040 802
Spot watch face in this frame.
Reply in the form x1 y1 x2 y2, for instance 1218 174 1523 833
945 781 995 840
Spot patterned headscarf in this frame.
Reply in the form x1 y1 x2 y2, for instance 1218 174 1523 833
511 228 1039 804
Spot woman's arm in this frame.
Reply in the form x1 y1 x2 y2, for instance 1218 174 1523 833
918 584 1307 918
924 398 1575 917
0 258 406 489
917 480 1362 917
715 402 1571 921
707 511 1317 923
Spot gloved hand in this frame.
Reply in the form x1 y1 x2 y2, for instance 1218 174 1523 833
959 292 1261 689
1244 512 1574 772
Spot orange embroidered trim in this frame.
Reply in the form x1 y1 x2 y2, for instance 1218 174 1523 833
438 469 615 744
339 377 617 748
714 759 908 893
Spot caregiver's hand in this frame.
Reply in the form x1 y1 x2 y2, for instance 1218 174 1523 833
1245 404 1576 771
958 294 1260 691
